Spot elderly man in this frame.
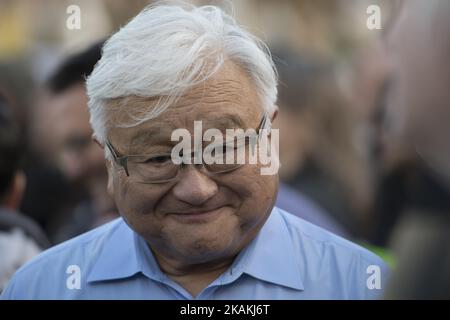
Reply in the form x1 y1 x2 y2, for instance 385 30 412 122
1 3 387 299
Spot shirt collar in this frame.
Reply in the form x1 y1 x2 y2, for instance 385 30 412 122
87 220 144 282
88 207 304 291
225 207 304 291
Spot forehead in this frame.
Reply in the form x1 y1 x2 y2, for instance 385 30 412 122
109 61 263 148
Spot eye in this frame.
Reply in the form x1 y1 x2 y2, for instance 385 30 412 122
218 144 235 154
145 155 172 164
232 137 249 150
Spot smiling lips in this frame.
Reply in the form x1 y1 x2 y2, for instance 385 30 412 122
168 206 227 221
174 207 224 215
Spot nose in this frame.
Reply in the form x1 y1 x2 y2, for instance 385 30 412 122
172 165 218 206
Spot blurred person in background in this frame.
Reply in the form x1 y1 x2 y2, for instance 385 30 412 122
272 47 373 239
371 0 450 298
22 41 118 243
0 89 49 293
275 180 348 238
350 38 410 248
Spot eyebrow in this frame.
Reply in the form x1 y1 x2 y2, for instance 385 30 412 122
127 114 248 152
203 114 246 130
129 127 175 152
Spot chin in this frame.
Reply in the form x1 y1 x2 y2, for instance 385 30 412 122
173 233 237 262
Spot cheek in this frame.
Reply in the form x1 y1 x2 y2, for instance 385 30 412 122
224 166 278 219
113 178 171 241
252 174 279 213
113 174 165 218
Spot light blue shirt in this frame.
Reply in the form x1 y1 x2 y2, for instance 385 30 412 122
1 207 388 299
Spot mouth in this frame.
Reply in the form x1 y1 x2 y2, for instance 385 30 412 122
168 206 228 223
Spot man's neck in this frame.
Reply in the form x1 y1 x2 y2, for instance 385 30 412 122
152 250 236 298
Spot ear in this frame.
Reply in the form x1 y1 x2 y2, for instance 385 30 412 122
270 105 279 123
105 159 115 196
93 135 115 195
93 135 103 149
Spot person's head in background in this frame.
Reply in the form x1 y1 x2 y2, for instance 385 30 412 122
385 0 450 180
272 47 372 235
30 41 117 220
39 42 105 188
0 90 25 210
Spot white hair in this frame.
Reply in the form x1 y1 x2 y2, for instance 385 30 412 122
86 1 278 145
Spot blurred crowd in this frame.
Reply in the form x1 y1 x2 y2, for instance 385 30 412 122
0 0 449 298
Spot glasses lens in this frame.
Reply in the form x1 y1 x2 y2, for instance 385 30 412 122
205 138 252 173
128 155 179 182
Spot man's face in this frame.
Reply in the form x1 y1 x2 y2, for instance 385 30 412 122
47 84 106 186
106 61 279 264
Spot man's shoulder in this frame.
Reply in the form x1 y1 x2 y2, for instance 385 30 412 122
1 218 125 299
274 207 389 298
276 207 385 266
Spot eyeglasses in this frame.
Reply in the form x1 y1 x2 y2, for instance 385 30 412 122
105 114 268 184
